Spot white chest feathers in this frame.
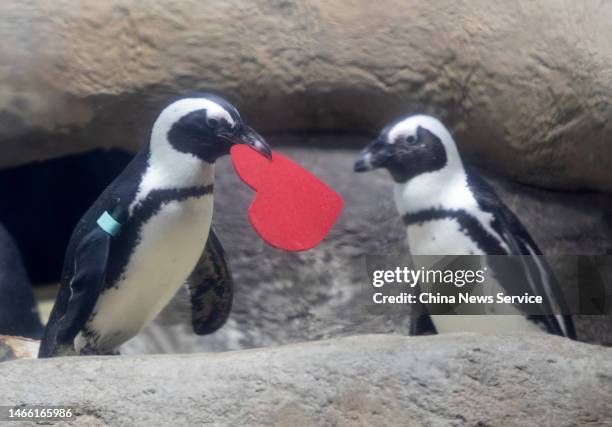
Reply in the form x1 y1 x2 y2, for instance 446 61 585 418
406 219 484 256
394 171 510 256
76 194 214 353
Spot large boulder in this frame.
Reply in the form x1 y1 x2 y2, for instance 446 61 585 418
0 335 39 362
2 334 612 426
0 1 611 190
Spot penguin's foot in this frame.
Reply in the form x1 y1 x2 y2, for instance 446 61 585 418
79 344 120 356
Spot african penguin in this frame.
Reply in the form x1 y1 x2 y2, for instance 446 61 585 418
0 224 43 339
39 93 272 357
354 114 575 338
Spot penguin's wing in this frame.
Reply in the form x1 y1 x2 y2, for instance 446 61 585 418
54 224 113 346
49 206 126 353
185 228 234 335
489 209 576 338
467 169 575 338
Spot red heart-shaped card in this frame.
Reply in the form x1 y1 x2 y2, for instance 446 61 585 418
230 145 343 251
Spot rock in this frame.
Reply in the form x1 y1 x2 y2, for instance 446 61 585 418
1 1 611 190
0 335 39 362
122 143 612 355
2 334 612 426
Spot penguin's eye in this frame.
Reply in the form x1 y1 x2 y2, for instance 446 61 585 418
206 117 219 129
405 135 417 144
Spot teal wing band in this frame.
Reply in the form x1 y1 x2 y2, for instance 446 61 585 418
96 211 122 236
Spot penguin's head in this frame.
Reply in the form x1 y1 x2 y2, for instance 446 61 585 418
154 93 272 163
353 115 456 183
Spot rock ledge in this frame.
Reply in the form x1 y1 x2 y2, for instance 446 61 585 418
1 334 611 426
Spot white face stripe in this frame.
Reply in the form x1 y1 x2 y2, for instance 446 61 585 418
385 114 464 177
157 98 235 129
129 98 232 214
386 115 452 146
387 119 415 144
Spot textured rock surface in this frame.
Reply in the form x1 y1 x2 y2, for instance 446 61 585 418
2 335 612 426
1 1 611 190
0 335 39 362
121 143 612 355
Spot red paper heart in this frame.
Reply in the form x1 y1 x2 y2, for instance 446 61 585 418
230 145 343 251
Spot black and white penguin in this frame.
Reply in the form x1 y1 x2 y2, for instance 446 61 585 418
0 224 43 339
39 93 272 357
354 114 575 338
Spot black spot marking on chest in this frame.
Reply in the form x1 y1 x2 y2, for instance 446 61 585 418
104 185 213 288
403 208 508 255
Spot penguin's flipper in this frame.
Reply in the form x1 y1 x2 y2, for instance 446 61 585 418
39 207 126 358
489 227 576 339
466 170 576 339
186 228 234 335
54 225 112 349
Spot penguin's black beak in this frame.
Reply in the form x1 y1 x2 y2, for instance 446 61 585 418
235 125 272 160
354 139 392 172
